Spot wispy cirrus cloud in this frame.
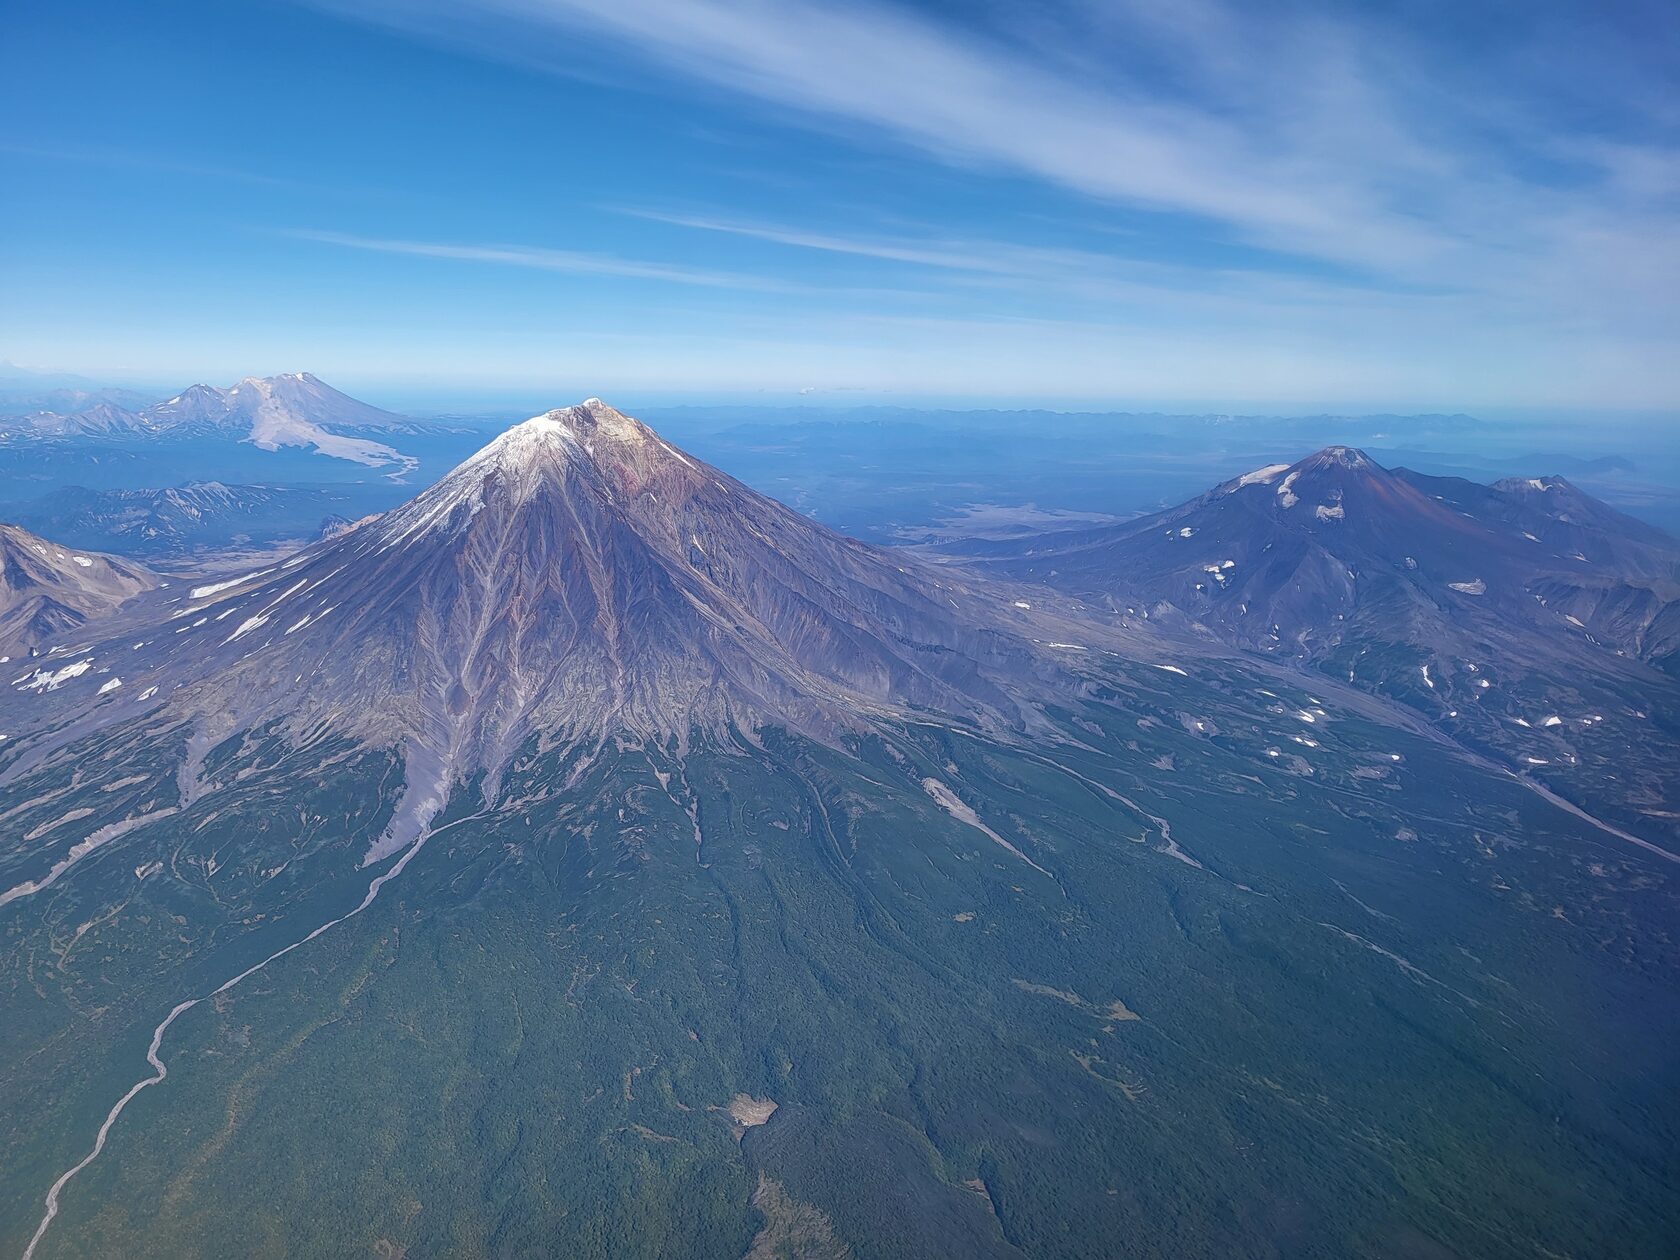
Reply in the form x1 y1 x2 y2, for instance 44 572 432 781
320 0 1428 274
313 0 1678 286
290 228 822 294
284 0 1678 401
294 217 1460 345
612 207 1478 326
617 208 1024 277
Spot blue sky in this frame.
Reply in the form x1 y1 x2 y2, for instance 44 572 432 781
2 0 1676 410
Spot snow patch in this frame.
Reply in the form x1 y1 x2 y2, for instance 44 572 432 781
1231 463 1290 490
223 614 270 644
15 659 93 692
191 569 272 600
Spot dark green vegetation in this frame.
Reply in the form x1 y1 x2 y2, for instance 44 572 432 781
4 665 1676 1257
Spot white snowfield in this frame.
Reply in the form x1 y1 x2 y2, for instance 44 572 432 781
223 614 270 645
1231 463 1289 490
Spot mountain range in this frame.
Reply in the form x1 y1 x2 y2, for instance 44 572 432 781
1 407 1676 1259
1 373 421 473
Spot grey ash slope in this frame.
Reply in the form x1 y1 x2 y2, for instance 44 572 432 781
0 524 156 660
949 446 1680 845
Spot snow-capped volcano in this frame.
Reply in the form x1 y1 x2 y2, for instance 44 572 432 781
3 373 418 472
6 400 1074 856
145 373 416 469
345 399 1043 743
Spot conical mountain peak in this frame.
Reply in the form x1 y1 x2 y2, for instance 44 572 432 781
1298 445 1375 470
1218 447 1385 501
481 399 665 457
33 397 1055 807
0 396 1084 867
400 399 692 526
537 396 657 447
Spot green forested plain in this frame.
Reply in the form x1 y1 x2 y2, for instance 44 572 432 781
2 666 1676 1258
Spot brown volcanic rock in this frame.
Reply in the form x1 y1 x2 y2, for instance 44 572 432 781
0 524 157 659
951 446 1680 663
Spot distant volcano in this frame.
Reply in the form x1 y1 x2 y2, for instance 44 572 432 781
4 372 417 471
